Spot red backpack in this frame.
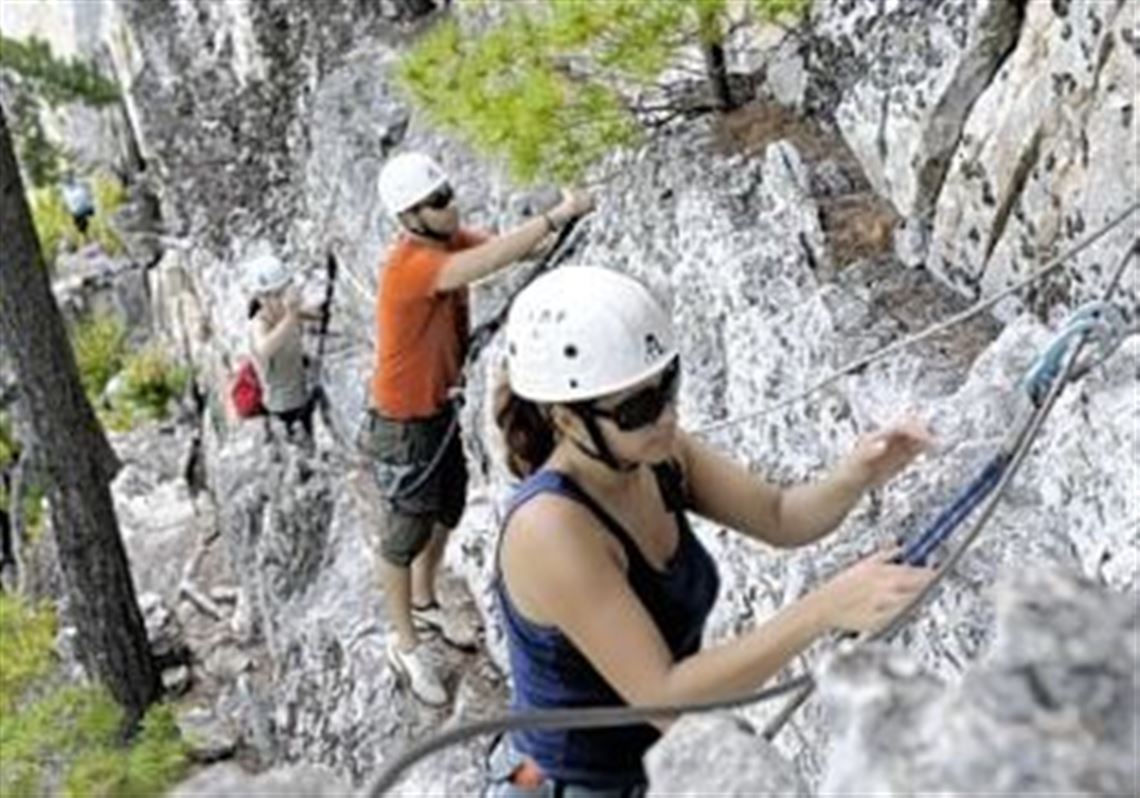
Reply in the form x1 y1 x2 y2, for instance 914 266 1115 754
230 359 266 418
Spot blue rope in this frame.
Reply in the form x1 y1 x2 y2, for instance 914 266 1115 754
898 455 1007 566
898 299 1129 566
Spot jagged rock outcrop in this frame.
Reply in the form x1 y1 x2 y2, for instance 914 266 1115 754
807 0 1023 224
52 248 152 346
646 714 810 796
806 0 1137 314
818 568 1138 795
647 568 1138 796
926 0 1138 317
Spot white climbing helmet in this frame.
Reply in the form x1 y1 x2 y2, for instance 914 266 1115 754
246 254 292 296
377 152 449 217
506 267 677 403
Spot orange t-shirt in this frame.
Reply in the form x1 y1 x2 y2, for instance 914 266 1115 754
370 229 486 419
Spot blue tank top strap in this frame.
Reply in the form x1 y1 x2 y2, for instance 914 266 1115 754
500 463 687 566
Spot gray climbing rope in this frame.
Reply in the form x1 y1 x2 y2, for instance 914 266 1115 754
362 674 812 797
695 201 1139 435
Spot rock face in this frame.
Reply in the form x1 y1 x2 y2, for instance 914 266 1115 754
809 0 1023 223
52 248 152 346
926 0 1139 317
818 569 1138 795
201 421 505 787
170 763 350 797
807 0 1138 313
645 568 1137 796
645 714 809 797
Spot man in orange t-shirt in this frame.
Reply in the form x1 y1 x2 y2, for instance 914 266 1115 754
369 152 592 705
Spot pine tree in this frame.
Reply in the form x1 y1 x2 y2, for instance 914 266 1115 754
0 103 159 729
398 0 807 183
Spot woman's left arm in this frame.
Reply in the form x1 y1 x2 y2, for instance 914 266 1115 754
678 419 932 549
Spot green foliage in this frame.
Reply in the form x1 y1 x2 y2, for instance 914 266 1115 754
71 315 190 432
87 172 127 257
72 314 128 401
119 345 190 421
398 0 808 182
0 595 57 714
30 184 79 262
0 598 189 797
8 91 65 188
0 413 16 470
62 704 190 798
0 34 120 107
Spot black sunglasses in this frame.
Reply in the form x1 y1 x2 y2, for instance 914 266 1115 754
588 357 681 432
419 184 454 210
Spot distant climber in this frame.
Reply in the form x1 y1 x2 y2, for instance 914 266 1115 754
60 172 95 239
365 150 592 706
245 253 326 442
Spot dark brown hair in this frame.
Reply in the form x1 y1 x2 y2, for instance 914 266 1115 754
494 373 555 478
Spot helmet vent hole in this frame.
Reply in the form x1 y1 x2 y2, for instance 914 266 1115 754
563 345 578 359
509 343 517 356
569 378 578 389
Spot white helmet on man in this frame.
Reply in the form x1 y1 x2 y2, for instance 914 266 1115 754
506 267 676 403
246 253 292 296
377 152 449 217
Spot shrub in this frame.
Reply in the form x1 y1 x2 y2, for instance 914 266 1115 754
0 34 120 108
119 345 190 421
0 595 57 714
0 413 16 470
29 184 82 263
72 314 128 401
0 598 189 797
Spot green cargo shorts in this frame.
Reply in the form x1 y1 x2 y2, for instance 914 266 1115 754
359 406 468 567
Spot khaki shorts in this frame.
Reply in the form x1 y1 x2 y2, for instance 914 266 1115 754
360 407 468 567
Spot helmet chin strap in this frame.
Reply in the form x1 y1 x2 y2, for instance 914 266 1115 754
569 406 637 473
404 211 452 243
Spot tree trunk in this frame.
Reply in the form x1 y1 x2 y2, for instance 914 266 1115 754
0 103 159 727
702 40 735 112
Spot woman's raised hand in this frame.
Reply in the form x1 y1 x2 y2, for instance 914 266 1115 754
822 546 934 635
844 416 933 489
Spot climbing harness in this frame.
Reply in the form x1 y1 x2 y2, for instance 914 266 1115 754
360 210 1137 795
370 215 590 502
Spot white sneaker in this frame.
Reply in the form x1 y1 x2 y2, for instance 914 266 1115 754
385 635 448 707
412 601 480 652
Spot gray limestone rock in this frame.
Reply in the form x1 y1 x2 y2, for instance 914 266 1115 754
646 714 809 796
926 0 1139 317
170 763 350 797
819 568 1138 795
807 0 1022 221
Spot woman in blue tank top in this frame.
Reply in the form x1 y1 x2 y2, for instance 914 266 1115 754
491 267 934 795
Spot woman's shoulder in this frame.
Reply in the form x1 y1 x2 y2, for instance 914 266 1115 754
504 479 612 558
